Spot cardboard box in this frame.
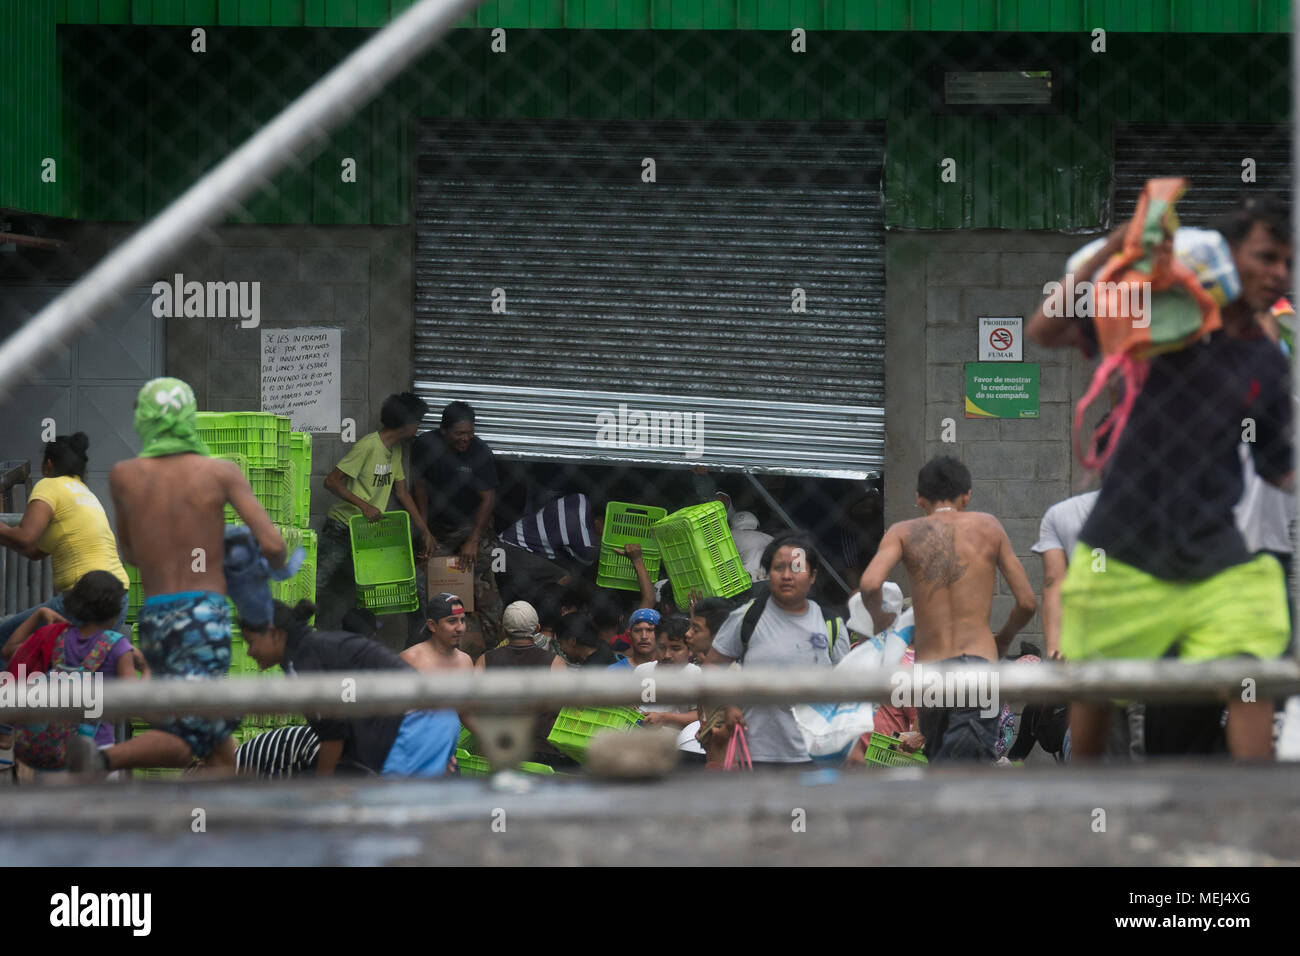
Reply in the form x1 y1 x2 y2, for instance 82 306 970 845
425 556 475 612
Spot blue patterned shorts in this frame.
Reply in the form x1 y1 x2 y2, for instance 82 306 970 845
137 590 238 760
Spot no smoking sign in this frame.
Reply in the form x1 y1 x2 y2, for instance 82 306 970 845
978 316 1023 362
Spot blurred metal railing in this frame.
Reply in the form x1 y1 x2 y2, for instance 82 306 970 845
2 659 1298 724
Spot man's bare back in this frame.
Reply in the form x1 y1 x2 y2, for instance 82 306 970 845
400 641 474 672
110 455 286 598
861 510 1036 663
898 511 1005 661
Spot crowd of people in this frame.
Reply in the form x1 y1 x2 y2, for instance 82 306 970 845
0 193 1294 780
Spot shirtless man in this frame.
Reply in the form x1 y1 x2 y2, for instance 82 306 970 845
858 456 1037 761
400 592 480 672
72 377 286 774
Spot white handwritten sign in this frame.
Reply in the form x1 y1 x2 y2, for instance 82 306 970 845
260 327 340 433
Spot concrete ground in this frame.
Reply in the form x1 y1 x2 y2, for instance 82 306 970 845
3 761 1298 866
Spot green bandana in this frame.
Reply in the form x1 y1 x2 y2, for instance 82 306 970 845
134 377 209 458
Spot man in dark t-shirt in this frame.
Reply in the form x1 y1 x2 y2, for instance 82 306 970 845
409 401 504 656
1028 194 1294 760
483 601 564 762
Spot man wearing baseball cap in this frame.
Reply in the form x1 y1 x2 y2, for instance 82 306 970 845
483 601 566 671
400 592 478 672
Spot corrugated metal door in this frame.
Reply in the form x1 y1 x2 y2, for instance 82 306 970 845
1112 124 1292 226
413 119 885 479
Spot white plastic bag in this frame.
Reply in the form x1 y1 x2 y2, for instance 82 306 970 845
792 608 916 764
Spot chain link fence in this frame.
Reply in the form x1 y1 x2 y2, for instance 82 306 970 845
0 2 1295 771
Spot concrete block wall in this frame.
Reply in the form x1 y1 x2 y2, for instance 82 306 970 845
0 223 413 537
161 226 413 531
884 231 1100 651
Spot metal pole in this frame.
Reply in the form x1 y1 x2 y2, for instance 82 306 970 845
0 0 483 397
3 659 1299 723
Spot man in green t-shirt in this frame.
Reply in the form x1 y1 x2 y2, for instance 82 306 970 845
316 393 436 630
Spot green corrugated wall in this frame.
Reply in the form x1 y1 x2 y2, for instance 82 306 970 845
0 1 65 218
51 0 1295 33
47 27 1288 229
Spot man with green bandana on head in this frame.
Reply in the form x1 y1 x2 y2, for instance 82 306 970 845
69 377 287 775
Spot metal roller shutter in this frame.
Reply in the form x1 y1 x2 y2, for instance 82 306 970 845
413 119 885 480
1112 123 1292 226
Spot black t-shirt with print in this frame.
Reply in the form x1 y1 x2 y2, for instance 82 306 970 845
284 628 409 774
1078 328 1292 581
411 431 499 534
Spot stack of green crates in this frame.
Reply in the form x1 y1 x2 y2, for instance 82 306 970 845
651 501 752 600
196 411 289 468
227 604 307 732
271 526 318 612
194 409 317 617
124 565 144 625
196 412 298 527
288 432 312 529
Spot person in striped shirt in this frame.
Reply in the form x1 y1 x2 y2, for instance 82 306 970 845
235 725 321 779
497 493 604 605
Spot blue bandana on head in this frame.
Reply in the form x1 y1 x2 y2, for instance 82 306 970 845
629 608 661 628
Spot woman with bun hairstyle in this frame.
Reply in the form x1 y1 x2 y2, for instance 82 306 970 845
239 599 461 777
0 433 130 657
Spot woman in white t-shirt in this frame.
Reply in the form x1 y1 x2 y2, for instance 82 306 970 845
705 531 849 766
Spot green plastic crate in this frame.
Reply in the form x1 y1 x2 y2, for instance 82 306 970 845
596 502 666 591
349 511 418 613
289 432 312 528
224 465 293 525
134 767 183 781
262 527 317 617
214 451 292 526
546 706 644 764
456 749 491 777
124 564 144 623
196 411 290 469
863 732 928 768
457 725 478 753
454 748 557 777
651 501 752 600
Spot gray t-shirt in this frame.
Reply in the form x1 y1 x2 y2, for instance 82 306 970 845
1032 491 1100 563
712 598 848 763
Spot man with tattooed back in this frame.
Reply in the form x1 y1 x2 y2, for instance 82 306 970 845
859 456 1037 761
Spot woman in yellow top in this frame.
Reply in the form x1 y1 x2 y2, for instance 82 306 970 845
0 433 130 656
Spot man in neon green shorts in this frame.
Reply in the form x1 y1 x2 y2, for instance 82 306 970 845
1029 194 1294 760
